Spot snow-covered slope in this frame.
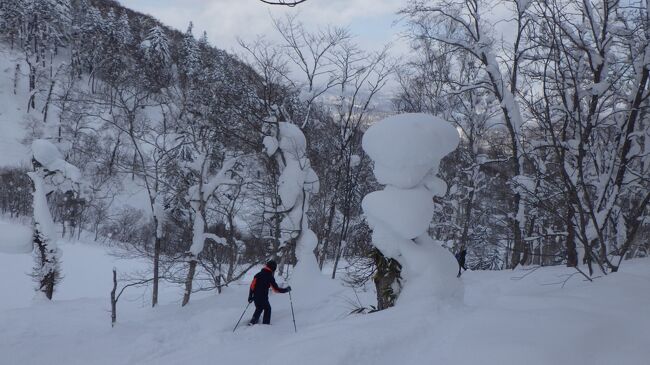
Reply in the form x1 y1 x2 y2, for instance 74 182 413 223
0 219 32 254
1 219 648 365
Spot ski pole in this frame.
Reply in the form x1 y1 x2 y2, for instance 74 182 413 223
289 290 297 333
233 302 251 333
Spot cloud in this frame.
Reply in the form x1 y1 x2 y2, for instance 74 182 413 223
121 0 403 53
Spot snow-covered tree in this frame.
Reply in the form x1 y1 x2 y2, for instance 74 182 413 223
178 22 200 88
0 0 26 48
362 113 461 306
262 108 320 279
527 0 650 274
28 139 81 300
402 0 532 269
395 36 505 268
141 25 171 90
182 152 238 306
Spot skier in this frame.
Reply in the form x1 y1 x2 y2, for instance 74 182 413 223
455 249 467 278
248 260 291 325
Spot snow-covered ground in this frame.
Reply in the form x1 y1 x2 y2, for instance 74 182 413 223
1 219 648 365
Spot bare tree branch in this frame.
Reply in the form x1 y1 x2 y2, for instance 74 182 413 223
259 0 308 6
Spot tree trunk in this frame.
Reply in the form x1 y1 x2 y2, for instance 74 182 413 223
182 258 197 307
152 217 161 308
522 217 536 265
226 215 238 282
458 188 475 250
318 199 337 270
331 214 351 279
510 216 524 269
111 269 117 327
13 64 19 95
331 238 343 279
372 249 401 311
34 229 57 300
566 204 578 267
42 80 55 123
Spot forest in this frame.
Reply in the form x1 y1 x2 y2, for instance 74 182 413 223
0 0 648 316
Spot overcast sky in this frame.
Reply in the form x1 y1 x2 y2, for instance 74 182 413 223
121 0 406 55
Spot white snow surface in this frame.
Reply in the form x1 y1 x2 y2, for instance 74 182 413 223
31 139 81 183
1 219 649 365
262 135 279 156
362 186 434 240
278 159 306 211
362 113 459 189
291 228 333 296
26 172 57 248
277 122 307 160
349 154 361 168
0 219 32 254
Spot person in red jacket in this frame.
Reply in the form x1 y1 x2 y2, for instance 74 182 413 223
248 260 291 325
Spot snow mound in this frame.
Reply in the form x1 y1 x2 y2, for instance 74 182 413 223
278 159 305 210
291 228 322 291
362 113 461 304
262 135 279 156
362 186 434 240
32 139 81 183
278 122 307 160
362 113 459 189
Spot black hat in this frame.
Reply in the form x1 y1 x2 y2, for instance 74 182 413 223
266 260 277 271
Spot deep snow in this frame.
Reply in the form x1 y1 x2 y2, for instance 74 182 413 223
1 219 649 365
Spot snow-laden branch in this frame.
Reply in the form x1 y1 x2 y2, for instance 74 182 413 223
187 156 240 257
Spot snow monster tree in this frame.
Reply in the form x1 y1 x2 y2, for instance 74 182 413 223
28 139 81 300
262 112 320 281
361 113 462 308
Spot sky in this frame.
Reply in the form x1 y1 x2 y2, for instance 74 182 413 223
118 0 518 100
120 0 407 55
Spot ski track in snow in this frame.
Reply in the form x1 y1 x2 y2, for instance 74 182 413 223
1 219 649 365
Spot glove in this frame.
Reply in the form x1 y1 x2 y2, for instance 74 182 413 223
248 297 253 303
286 286 292 292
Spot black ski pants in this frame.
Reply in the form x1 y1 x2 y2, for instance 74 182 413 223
250 299 272 324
